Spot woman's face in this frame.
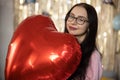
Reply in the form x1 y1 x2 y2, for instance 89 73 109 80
66 6 89 36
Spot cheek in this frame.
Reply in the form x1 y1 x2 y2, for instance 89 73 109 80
66 21 70 29
66 21 69 26
79 24 89 32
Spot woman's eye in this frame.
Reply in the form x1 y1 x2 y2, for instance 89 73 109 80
70 15 75 18
78 18 83 21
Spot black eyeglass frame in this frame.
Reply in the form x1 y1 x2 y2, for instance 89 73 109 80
67 14 89 25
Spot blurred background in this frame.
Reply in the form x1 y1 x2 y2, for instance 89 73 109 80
0 0 120 80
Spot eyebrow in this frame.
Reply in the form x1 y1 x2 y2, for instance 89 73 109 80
70 13 88 19
69 13 88 20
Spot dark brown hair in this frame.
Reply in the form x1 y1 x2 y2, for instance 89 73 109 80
65 3 98 80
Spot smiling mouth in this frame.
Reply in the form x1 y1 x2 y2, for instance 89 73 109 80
69 26 78 30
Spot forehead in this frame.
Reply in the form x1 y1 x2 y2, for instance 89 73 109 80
70 6 88 17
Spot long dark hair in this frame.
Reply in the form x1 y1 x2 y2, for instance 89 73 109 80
65 3 98 80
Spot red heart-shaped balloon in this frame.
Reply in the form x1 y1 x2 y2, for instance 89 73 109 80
5 15 82 80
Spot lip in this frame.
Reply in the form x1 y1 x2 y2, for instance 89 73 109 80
69 26 78 30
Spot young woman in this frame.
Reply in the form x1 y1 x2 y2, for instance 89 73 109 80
64 3 103 80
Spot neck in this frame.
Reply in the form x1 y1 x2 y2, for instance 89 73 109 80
75 34 86 43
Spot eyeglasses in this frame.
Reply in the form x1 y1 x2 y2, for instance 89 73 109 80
68 14 89 25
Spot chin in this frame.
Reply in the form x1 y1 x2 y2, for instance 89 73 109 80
69 33 78 36
68 32 74 35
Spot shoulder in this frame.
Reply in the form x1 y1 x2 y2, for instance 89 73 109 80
88 49 102 67
86 49 103 80
89 49 102 67
90 49 101 61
